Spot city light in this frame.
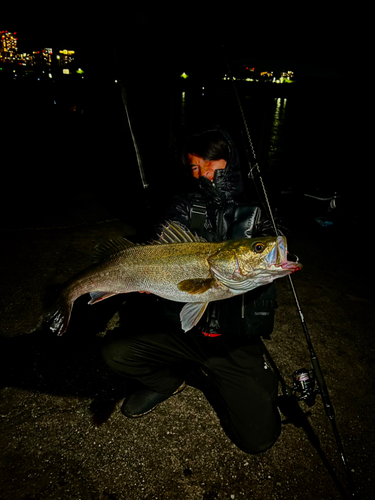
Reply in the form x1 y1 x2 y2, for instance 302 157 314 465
1 29 295 85
0 31 18 62
223 68 295 84
0 30 80 77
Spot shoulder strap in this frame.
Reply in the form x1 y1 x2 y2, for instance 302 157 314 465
190 193 207 232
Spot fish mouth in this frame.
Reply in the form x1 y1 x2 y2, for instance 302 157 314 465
266 236 287 266
282 250 302 272
267 259 302 274
268 237 302 273
281 260 302 273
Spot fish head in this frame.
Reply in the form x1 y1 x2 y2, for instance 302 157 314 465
208 236 302 292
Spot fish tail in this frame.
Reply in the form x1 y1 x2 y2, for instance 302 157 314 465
45 294 73 336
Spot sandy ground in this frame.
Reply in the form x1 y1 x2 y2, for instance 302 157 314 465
0 190 373 500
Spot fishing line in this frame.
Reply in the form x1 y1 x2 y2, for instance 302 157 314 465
222 57 279 236
222 46 356 498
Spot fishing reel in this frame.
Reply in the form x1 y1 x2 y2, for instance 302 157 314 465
291 368 318 407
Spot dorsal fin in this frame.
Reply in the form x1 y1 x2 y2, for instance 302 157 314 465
92 236 140 263
92 222 204 263
155 221 205 245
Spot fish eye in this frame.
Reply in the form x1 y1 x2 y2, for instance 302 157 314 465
252 242 265 253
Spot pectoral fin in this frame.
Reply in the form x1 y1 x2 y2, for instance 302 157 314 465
178 278 216 294
180 302 208 332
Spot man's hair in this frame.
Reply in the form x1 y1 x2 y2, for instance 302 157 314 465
182 130 230 166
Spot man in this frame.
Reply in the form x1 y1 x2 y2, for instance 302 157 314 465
102 126 281 454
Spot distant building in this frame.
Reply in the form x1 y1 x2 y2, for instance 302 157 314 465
58 49 75 66
0 31 18 62
43 48 53 66
0 30 83 80
32 48 53 66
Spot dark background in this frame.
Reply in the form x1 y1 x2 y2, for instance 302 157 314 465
1 5 366 232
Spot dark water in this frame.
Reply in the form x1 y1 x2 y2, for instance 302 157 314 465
0 72 358 231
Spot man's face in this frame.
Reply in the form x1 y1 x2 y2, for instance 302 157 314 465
188 154 227 182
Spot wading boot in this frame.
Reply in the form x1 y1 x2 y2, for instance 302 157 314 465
121 381 186 418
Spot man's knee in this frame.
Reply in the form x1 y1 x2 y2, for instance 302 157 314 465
101 329 133 372
230 408 281 454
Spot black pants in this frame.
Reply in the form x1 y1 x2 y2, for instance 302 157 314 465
102 325 281 454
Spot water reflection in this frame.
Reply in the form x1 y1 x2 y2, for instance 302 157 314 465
267 97 287 171
181 91 186 126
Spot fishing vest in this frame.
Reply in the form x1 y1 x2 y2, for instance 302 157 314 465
189 192 261 240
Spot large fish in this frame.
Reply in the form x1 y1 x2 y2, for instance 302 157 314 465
46 222 301 335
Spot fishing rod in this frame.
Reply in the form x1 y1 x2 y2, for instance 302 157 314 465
222 47 356 499
120 84 150 194
111 37 151 212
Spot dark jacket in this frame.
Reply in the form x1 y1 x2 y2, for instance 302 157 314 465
160 128 277 337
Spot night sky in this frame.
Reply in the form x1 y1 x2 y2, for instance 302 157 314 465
2 5 355 78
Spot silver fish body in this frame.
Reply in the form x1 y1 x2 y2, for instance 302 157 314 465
46 222 301 335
